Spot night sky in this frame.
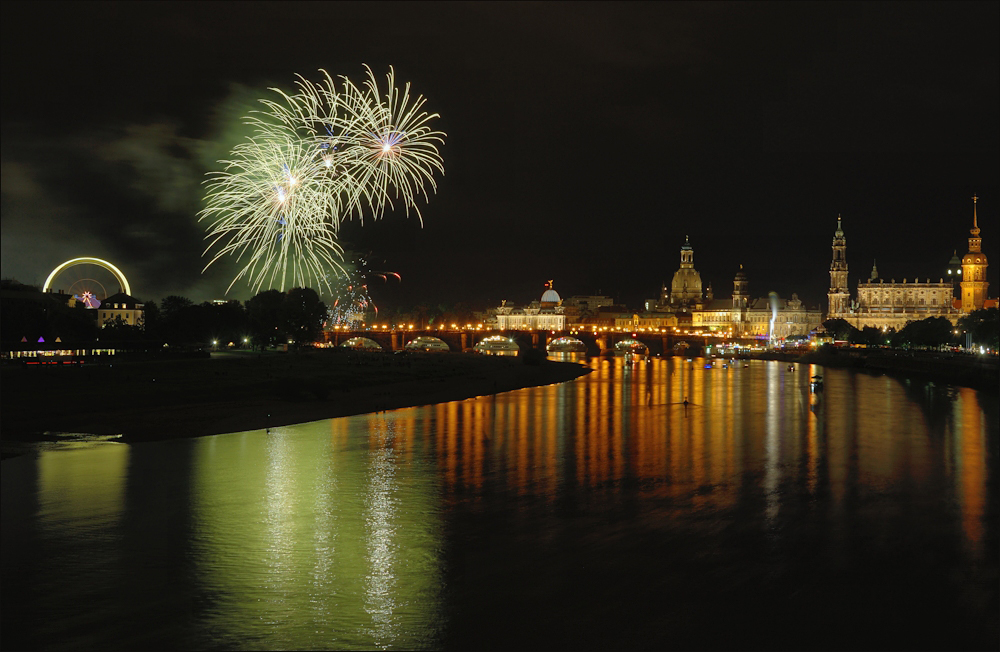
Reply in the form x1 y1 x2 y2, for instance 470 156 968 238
2 1 997 311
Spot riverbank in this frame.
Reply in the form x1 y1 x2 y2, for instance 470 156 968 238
741 347 998 391
0 350 591 453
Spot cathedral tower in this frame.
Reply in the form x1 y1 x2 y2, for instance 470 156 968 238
960 195 989 312
828 215 850 316
669 235 703 310
733 265 749 309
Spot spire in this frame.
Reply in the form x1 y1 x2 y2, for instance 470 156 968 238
971 194 980 236
835 214 844 237
870 259 879 281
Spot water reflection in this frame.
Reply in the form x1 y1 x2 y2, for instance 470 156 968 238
189 417 443 650
1 357 996 650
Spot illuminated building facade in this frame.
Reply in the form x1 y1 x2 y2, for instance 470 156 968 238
828 216 850 316
653 236 705 313
98 292 145 329
824 200 988 329
960 195 990 312
693 267 823 338
496 281 566 331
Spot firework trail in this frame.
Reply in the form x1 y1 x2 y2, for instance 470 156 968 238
325 254 401 329
200 66 445 294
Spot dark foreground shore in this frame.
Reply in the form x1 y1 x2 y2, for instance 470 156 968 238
0 350 591 451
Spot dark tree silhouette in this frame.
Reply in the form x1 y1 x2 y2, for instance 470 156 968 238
246 290 286 349
281 288 327 346
956 307 999 350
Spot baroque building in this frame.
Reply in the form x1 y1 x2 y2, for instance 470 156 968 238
495 281 566 331
828 215 850 316
961 195 990 312
652 236 706 313
825 198 988 330
693 266 823 339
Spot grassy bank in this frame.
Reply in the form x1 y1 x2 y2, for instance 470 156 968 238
0 349 591 447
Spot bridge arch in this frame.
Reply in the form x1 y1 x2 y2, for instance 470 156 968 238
43 257 132 297
340 337 382 350
615 338 648 354
547 336 587 353
405 336 451 352
474 335 520 355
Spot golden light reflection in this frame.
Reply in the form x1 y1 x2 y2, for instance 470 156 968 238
954 387 987 558
7 358 995 650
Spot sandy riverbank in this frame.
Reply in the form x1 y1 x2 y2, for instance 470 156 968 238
0 350 591 450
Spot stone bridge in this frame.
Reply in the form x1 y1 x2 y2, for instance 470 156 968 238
324 328 724 356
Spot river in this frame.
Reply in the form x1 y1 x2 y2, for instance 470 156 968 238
2 357 996 650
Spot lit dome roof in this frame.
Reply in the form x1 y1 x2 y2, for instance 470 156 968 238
541 289 561 303
962 253 988 265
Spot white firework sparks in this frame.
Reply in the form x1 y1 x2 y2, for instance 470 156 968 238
200 135 346 294
200 66 445 293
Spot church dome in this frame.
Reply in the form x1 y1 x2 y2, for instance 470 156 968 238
962 252 988 266
541 288 561 303
671 268 702 292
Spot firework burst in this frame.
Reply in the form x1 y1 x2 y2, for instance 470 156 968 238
200 66 445 294
325 253 400 328
200 134 346 294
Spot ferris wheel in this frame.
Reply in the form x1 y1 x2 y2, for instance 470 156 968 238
43 257 132 309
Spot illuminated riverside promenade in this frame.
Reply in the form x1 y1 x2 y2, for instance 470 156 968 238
2 356 996 650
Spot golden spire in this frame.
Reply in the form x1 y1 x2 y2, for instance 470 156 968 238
971 194 979 234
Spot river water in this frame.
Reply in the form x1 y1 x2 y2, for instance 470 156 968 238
2 357 997 650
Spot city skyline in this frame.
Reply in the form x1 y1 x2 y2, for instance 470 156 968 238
2 2 997 308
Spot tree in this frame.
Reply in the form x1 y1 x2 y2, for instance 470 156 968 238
281 287 327 346
142 300 161 339
246 289 286 349
161 295 193 320
893 316 955 348
439 302 475 328
851 325 892 347
822 318 858 342
202 300 249 347
100 315 144 343
412 303 432 329
957 307 999 350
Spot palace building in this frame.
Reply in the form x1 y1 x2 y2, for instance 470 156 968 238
495 281 567 331
825 197 988 330
692 266 823 339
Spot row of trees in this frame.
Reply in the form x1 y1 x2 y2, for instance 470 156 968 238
380 302 479 329
136 288 328 348
822 308 998 350
0 281 329 349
